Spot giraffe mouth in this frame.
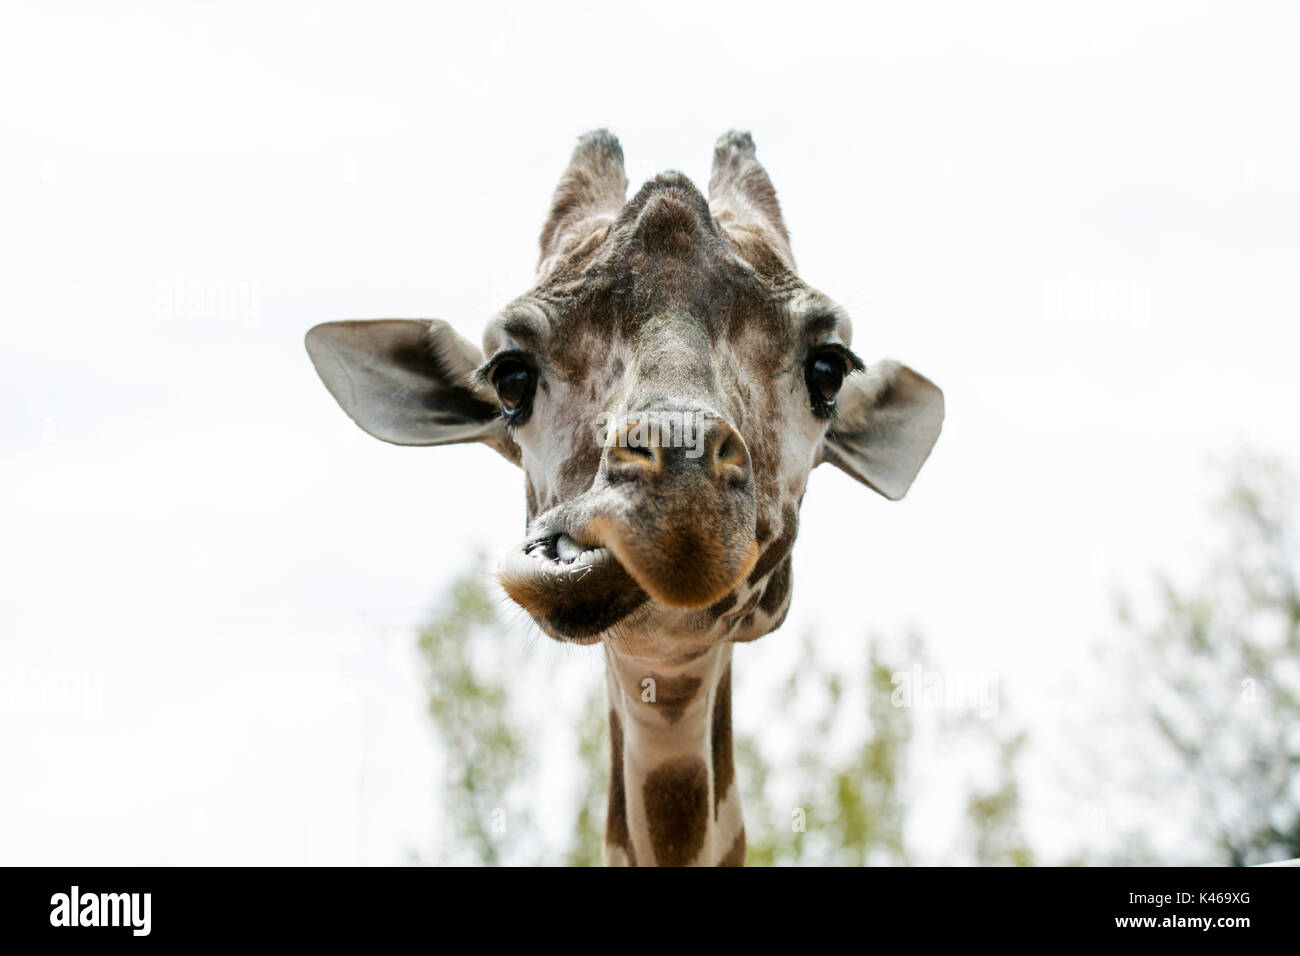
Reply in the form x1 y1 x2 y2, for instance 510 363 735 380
498 478 758 639
526 532 601 566
498 532 650 642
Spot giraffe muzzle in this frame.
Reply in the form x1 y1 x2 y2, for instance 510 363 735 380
589 413 758 608
499 410 758 635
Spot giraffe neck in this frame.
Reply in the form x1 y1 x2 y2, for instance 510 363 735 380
602 642 744 866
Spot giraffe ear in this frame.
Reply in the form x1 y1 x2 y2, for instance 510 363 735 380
818 360 944 500
305 319 519 465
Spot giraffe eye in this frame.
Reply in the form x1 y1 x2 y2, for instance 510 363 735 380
806 349 848 415
490 358 535 419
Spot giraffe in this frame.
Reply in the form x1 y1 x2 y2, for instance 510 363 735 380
305 130 944 866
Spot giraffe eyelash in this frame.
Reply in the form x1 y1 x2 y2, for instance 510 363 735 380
812 342 865 373
806 343 862 421
473 349 530 389
478 349 538 425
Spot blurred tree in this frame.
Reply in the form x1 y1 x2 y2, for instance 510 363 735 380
738 635 915 865
563 685 607 867
413 453 1300 867
417 569 1032 865
964 727 1034 866
416 569 535 865
1112 454 1300 865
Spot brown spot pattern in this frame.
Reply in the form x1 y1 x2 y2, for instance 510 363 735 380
644 672 703 724
718 828 746 867
524 479 539 521
764 600 791 635
605 709 635 866
759 555 791 616
705 590 738 620
642 756 709 866
727 588 762 624
747 505 798 586
711 665 734 819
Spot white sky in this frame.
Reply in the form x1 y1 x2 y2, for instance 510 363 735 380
1 1 1297 864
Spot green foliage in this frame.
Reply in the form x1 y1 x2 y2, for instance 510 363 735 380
416 568 535 865
563 685 608 867
738 636 916 865
737 633 1031 866
416 570 1031 866
411 452 1300 867
965 728 1034 867
1113 454 1300 865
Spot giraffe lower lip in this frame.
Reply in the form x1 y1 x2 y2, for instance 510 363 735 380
499 535 649 640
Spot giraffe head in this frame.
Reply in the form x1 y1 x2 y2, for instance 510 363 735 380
307 131 943 656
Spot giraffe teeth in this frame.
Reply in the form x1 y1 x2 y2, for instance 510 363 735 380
555 533 584 564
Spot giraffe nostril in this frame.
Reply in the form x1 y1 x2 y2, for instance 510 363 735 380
709 422 751 483
715 431 739 466
607 414 750 484
608 419 664 474
609 442 658 469
623 436 655 458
